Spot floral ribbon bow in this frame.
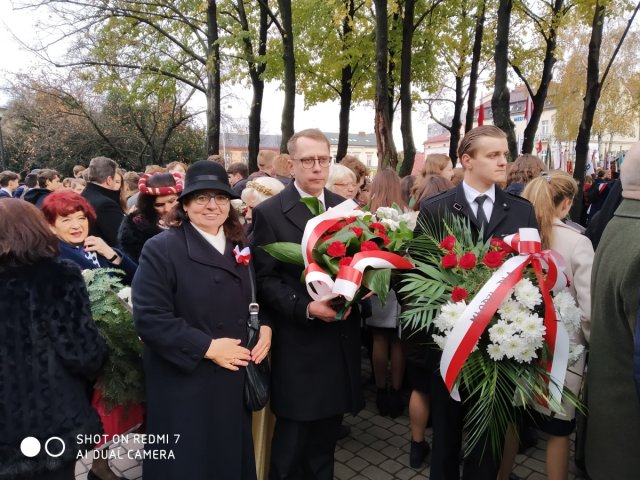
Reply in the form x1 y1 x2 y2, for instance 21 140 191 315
300 199 413 302
440 228 570 406
233 245 251 266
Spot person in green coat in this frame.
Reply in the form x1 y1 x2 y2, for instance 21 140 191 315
586 141 640 480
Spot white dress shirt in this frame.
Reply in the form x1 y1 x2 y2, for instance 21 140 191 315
294 181 326 211
191 224 226 255
461 181 496 222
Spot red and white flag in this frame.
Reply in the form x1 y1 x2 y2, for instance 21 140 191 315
477 102 485 126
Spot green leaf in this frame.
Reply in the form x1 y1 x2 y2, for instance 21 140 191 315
299 196 322 216
362 268 391 305
260 242 304 266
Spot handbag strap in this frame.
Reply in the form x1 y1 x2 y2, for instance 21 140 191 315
246 256 260 331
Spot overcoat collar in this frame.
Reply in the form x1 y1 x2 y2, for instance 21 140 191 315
182 221 241 278
451 183 510 238
614 198 640 219
279 182 343 233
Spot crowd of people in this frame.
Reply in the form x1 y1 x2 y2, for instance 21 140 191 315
1 126 638 480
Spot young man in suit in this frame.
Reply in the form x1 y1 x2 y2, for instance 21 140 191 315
251 129 364 480
416 125 538 480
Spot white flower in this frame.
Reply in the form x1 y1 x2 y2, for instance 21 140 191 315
375 206 400 221
568 344 586 366
489 320 515 344
514 278 542 309
553 291 582 334
498 299 521 320
502 337 525 360
399 211 418 230
117 286 133 307
433 313 452 335
81 269 96 283
380 218 400 231
520 314 546 343
432 334 447 350
487 343 504 361
514 344 537 363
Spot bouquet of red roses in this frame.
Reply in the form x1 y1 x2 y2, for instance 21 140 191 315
400 215 584 455
262 199 415 315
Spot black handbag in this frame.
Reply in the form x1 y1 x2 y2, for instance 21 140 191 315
244 266 270 411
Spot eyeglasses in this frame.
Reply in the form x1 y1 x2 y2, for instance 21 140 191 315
333 182 357 189
295 156 332 169
192 193 230 206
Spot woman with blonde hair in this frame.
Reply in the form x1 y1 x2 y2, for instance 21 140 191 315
327 163 358 200
501 170 593 480
241 176 285 228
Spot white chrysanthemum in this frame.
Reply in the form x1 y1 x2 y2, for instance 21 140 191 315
521 314 546 342
489 320 515 344
487 343 504 361
374 206 400 221
515 344 537 363
433 313 452 335
432 334 447 350
349 210 369 218
502 337 525 360
380 218 400 231
553 291 582 334
400 211 419 230
568 344 586 366
553 290 574 313
498 299 520 319
118 286 133 307
81 269 96 283
510 309 531 329
514 278 542 309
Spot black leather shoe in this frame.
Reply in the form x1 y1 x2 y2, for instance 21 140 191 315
409 440 430 468
376 388 389 416
337 424 351 440
388 388 404 418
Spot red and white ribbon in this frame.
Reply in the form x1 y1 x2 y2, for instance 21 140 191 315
300 199 413 301
233 245 251 266
440 228 570 406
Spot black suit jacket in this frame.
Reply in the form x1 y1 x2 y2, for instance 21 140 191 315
416 183 538 241
82 182 124 247
251 182 364 421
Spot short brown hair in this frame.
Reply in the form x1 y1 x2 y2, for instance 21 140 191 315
0 170 19 187
227 162 249 178
37 169 60 188
273 154 291 177
0 199 59 271
72 165 85 176
287 129 330 157
457 125 507 160
506 154 547 186
340 155 369 182
207 155 225 165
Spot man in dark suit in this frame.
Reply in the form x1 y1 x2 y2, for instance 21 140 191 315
416 125 538 480
251 129 364 480
81 156 124 247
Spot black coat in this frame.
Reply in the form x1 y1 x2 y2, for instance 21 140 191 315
23 187 51 208
117 213 163 263
132 223 259 480
82 183 124 247
251 182 364 421
416 183 538 241
58 241 138 285
0 259 106 479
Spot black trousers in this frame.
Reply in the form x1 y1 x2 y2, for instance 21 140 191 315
268 415 342 480
429 355 503 480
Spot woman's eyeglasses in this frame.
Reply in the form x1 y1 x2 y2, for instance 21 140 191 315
295 156 332 169
192 193 230 206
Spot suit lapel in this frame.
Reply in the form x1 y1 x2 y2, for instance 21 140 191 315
183 223 240 278
452 184 481 229
281 182 316 233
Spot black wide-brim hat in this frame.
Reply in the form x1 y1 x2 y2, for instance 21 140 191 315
178 160 239 200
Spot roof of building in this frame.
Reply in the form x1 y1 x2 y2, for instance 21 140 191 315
224 131 377 149
325 132 377 147
423 132 451 146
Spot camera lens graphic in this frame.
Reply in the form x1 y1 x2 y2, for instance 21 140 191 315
20 437 66 458
20 437 41 457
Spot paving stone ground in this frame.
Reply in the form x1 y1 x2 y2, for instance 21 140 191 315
76 355 588 480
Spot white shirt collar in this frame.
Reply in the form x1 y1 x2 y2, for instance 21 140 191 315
0 187 12 196
462 181 496 206
293 181 326 209
191 223 226 255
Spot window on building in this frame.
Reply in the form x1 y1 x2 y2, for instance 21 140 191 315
541 120 549 136
241 152 249 164
366 153 373 167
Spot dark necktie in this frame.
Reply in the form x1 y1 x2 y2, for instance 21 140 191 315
475 195 489 232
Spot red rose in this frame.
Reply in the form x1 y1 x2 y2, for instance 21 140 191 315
339 256 353 267
380 234 391 246
350 226 364 237
327 221 345 233
440 235 456 251
452 286 468 302
490 237 513 253
441 253 458 269
482 250 504 268
360 240 379 252
327 241 347 257
369 222 386 234
344 217 357 225
459 252 477 270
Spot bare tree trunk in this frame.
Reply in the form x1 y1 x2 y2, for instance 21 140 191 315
337 0 356 162
278 0 295 152
465 0 485 133
206 0 221 155
374 0 398 170
491 0 518 160
398 0 416 177
449 75 464 166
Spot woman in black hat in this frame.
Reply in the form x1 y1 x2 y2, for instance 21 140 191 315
132 160 272 480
